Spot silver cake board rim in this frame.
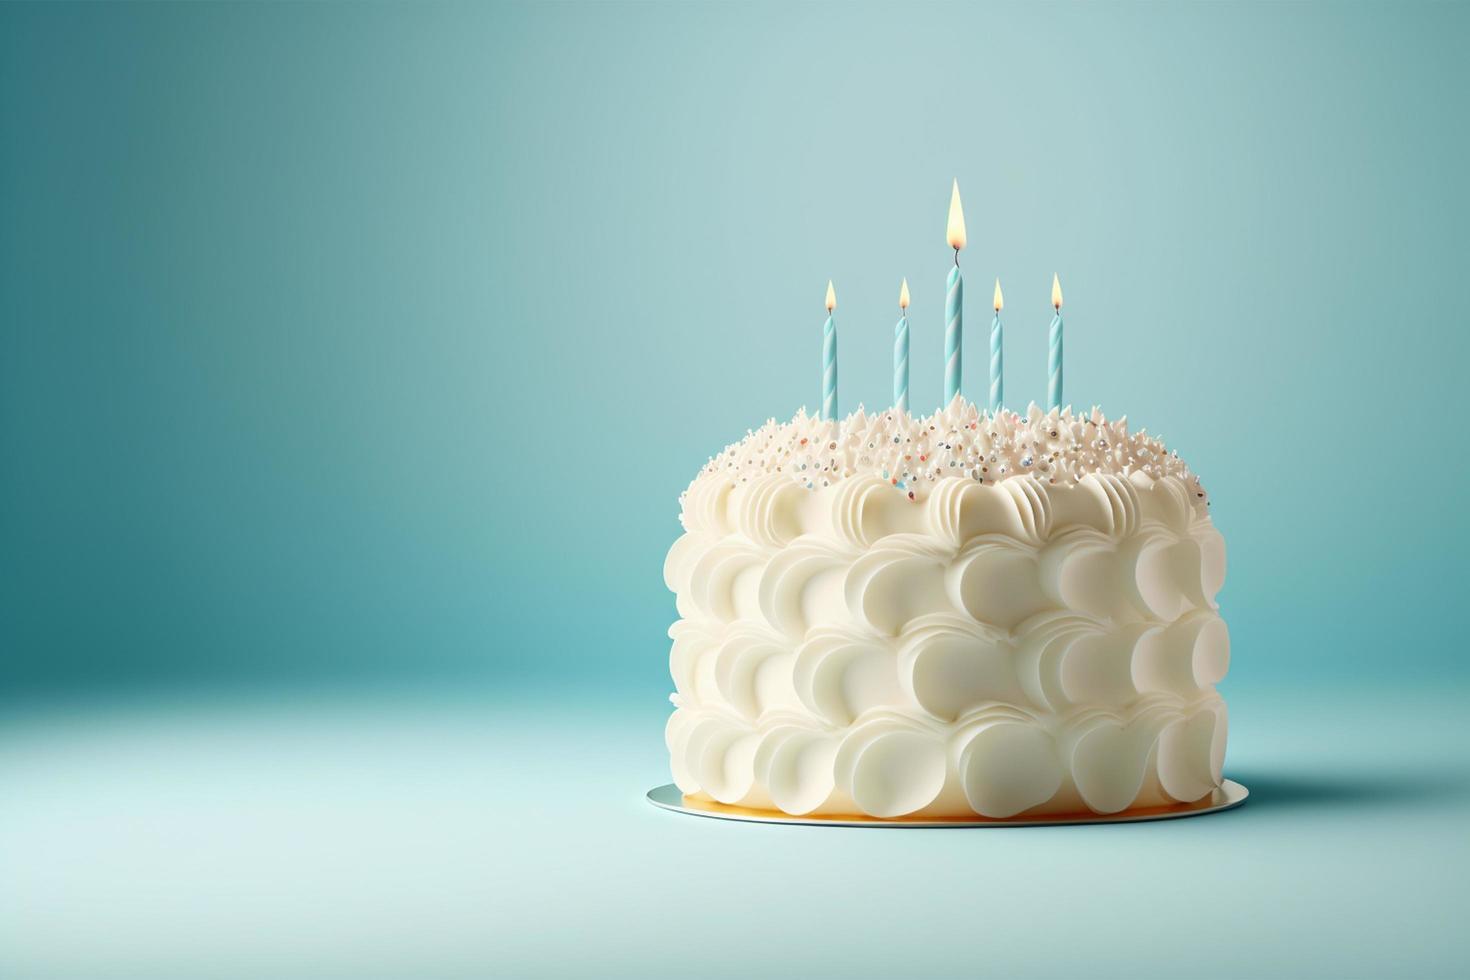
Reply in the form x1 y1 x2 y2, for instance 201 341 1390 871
646 779 1247 828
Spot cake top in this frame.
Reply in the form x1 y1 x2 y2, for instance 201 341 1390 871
685 397 1207 506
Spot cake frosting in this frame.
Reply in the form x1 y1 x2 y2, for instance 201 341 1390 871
664 398 1228 819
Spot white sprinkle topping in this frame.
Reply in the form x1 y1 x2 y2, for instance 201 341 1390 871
688 397 1207 505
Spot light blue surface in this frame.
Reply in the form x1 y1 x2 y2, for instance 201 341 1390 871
1 685 1467 979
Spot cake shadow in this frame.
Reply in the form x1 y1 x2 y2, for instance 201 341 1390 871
1230 768 1470 813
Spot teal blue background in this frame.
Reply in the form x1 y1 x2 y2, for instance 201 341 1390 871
1 3 1467 978
3 0 1466 696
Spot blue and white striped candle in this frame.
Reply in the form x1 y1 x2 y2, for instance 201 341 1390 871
894 279 910 413
1048 274 1064 412
944 180 967 405
945 266 963 405
822 281 838 421
989 279 1004 413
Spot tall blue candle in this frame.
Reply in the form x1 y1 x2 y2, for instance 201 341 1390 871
822 281 838 421
990 279 1004 413
894 279 910 413
1048 274 1064 412
944 180 967 405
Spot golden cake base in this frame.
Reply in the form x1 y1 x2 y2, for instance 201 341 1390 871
646 779 1248 827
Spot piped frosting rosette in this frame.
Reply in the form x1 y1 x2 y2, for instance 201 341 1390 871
666 695 1227 818
665 400 1229 819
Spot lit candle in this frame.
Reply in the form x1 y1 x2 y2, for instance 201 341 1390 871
822 280 838 421
990 279 1004 414
1048 274 1064 411
894 279 910 413
944 179 966 406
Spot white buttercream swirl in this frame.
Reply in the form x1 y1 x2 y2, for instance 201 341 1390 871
666 695 1227 818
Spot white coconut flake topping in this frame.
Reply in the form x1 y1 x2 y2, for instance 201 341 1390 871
686 396 1208 506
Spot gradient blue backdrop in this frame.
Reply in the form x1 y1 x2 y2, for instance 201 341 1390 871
4 1 1465 699
1 5 1468 978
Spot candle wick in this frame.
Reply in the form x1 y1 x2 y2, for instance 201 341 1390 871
953 248 960 268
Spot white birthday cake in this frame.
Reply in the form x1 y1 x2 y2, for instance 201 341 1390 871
663 399 1228 819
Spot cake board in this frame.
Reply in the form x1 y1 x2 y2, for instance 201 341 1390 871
646 779 1247 827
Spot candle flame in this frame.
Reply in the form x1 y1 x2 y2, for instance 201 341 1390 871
1051 274 1063 310
946 179 967 251
899 278 910 310
825 280 836 312
993 278 1004 312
